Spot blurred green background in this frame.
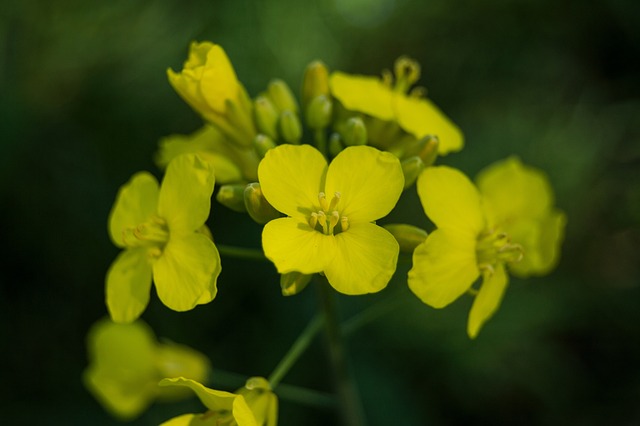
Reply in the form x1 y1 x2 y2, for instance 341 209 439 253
1 0 639 424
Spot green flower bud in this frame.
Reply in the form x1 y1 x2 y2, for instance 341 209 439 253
383 224 428 253
279 110 302 144
244 182 280 224
302 60 330 110
306 95 333 129
268 79 298 113
328 133 344 158
401 155 425 189
254 96 279 140
216 184 247 212
253 134 277 159
280 271 313 296
342 116 367 146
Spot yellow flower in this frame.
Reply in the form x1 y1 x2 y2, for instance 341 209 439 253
168 41 256 148
156 124 260 183
330 57 463 156
259 144 404 294
106 154 220 323
159 377 277 426
83 319 210 420
408 161 565 338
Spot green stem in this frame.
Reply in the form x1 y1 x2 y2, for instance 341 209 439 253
216 244 267 261
316 278 366 426
268 313 324 388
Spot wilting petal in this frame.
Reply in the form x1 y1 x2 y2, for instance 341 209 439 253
106 248 153 324
408 228 479 308
329 72 395 120
324 222 399 294
416 166 485 235
258 144 327 218
108 172 159 247
325 146 404 223
467 263 509 338
392 94 464 155
262 218 335 274
153 233 221 312
158 154 215 233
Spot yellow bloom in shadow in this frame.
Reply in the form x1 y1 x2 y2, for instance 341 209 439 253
259 144 404 294
83 319 210 420
408 160 565 338
106 154 220 323
159 377 277 426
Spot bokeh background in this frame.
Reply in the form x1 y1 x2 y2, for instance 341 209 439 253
2 0 639 424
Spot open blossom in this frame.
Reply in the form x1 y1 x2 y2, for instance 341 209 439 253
106 154 220 323
408 160 565 338
259 144 404 294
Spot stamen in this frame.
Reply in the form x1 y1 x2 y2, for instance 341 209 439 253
318 192 329 211
328 192 341 211
341 216 349 232
309 212 318 229
317 211 328 234
328 211 339 234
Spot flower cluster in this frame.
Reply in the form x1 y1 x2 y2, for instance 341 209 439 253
88 41 567 423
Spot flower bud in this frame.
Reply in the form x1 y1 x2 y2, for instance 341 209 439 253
279 110 302 144
267 79 298 113
305 95 333 130
383 224 428 253
401 156 425 189
254 96 280 140
302 60 330 109
280 271 313 296
253 134 277 159
328 133 344 158
342 117 367 146
405 134 439 166
216 184 247 212
244 182 280 224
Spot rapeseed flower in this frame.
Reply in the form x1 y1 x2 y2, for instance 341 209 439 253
106 154 220 323
259 144 403 294
408 160 565 338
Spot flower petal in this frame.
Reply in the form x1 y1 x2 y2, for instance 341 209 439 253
467 263 509 338
160 414 201 426
106 248 153 323
324 146 404 223
108 172 159 247
258 144 327 218
392 94 464 155
408 228 479 308
323 222 399 294
153 234 221 312
262 218 335 274
416 166 485 235
329 72 395 120
199 44 240 113
158 154 215 233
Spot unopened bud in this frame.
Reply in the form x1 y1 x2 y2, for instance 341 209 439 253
244 182 280 224
216 184 247 213
267 79 298 113
306 95 333 129
405 135 439 166
342 117 367 146
384 224 428 253
302 60 330 109
279 110 302 144
253 134 277 159
401 156 425 189
328 133 344 158
254 96 279 140
280 271 313 296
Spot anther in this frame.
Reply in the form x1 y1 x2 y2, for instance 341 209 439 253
317 211 329 234
328 211 339 234
318 192 329 211
309 212 319 229
328 192 341 211
341 216 349 232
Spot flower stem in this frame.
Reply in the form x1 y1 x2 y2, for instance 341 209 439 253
316 278 366 426
268 313 324 388
216 244 267 261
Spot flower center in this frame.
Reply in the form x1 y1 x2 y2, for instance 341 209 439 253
476 228 523 275
121 215 169 253
308 192 350 235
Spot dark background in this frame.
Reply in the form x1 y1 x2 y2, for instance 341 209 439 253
1 0 639 424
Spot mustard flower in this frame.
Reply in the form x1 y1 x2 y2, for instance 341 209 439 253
168 41 256 148
408 161 565 338
330 57 463 155
259 144 404 294
159 377 277 426
83 319 210 420
106 154 220 323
